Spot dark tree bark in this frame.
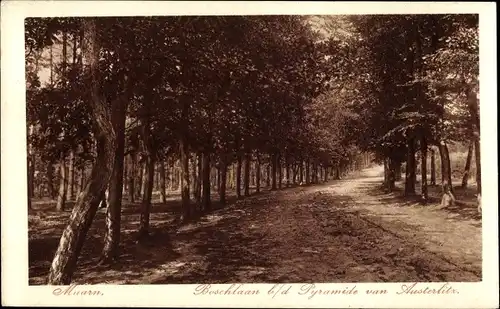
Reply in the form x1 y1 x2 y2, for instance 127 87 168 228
27 157 34 209
140 163 147 201
438 140 454 195
191 153 201 203
56 155 67 211
420 136 428 202
219 155 227 205
101 95 127 262
299 161 304 183
159 161 167 204
98 189 107 209
67 151 75 200
28 124 35 204
244 152 251 196
474 138 481 194
135 161 143 200
271 153 277 190
179 136 191 221
123 155 128 193
236 154 242 198
461 142 474 188
405 137 416 196
196 153 202 203
266 162 271 187
249 162 255 187
48 19 118 284
384 158 389 187
129 152 136 203
394 161 402 181
78 166 85 196
277 154 282 189
285 158 290 187
385 158 396 191
466 85 481 195
228 163 234 189
255 154 261 193
216 164 221 192
305 159 310 185
202 151 211 211
311 161 316 184
292 163 297 184
138 121 155 240
430 148 436 185
323 165 328 182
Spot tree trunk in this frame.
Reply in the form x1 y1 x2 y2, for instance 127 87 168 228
140 164 147 201
47 162 56 198
98 189 107 209
48 19 117 284
101 96 127 262
135 161 143 200
159 161 167 204
271 153 277 190
384 158 389 187
191 153 200 203
285 158 290 187
129 153 136 203
219 155 227 205
420 136 428 202
27 124 35 203
202 151 211 212
123 155 128 193
461 142 474 188
236 154 242 198
179 136 191 221
277 154 282 189
438 140 454 195
67 151 75 200
244 152 250 196
306 159 311 185
430 148 436 185
474 137 481 194
323 165 328 182
299 161 304 183
216 165 221 192
56 155 67 211
394 161 402 181
266 163 271 187
138 124 155 240
228 163 234 189
255 154 261 193
27 156 34 209
405 137 416 196
78 166 85 196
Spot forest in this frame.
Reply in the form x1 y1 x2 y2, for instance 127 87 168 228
26 15 481 285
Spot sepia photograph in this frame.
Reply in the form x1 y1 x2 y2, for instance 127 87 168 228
2 1 498 308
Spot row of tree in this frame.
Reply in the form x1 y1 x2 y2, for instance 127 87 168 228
343 14 480 199
26 16 368 284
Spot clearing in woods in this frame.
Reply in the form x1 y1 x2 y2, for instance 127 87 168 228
29 166 481 284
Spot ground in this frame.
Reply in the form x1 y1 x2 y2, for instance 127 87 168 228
29 166 482 284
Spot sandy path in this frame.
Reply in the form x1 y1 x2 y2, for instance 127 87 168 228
29 166 481 284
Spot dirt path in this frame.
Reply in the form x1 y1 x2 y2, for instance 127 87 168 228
29 166 481 284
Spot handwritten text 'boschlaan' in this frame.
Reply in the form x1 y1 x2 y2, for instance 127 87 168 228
193 283 459 299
